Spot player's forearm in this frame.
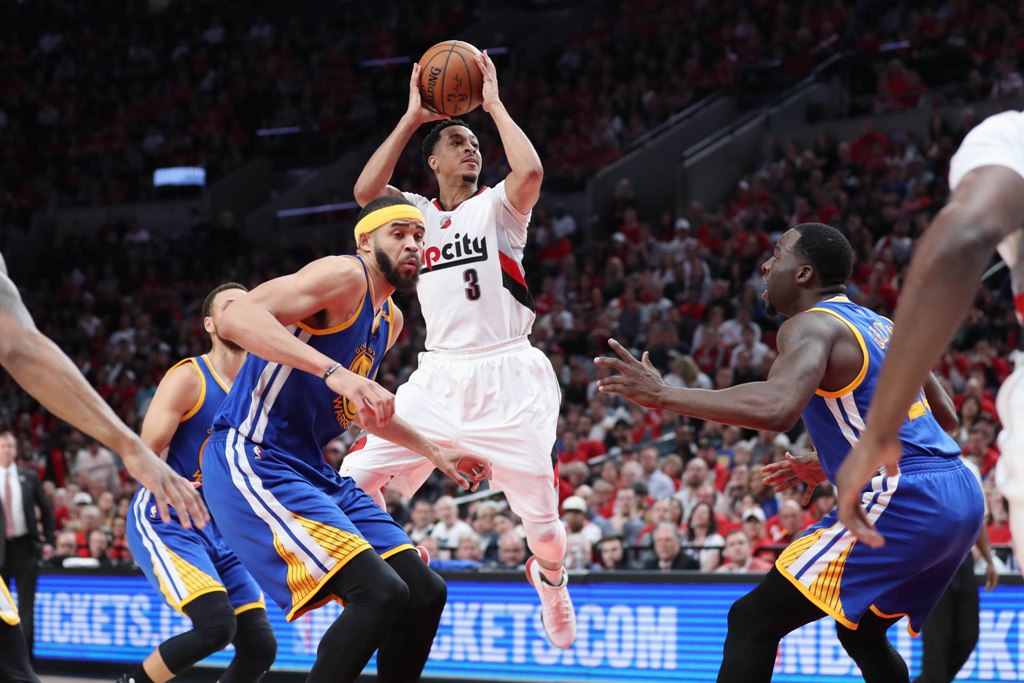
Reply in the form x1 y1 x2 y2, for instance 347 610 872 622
219 302 336 377
3 330 141 455
653 383 802 432
487 101 543 178
360 414 443 463
353 115 420 205
976 522 994 564
864 211 1000 436
924 373 957 432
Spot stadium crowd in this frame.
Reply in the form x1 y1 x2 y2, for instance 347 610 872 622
0 0 1022 579
5 0 1024 226
1 98 1016 576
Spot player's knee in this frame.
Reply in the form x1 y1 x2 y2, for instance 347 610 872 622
725 590 776 643
370 571 411 615
522 520 566 564
412 566 447 618
835 623 877 657
193 609 237 656
233 610 277 672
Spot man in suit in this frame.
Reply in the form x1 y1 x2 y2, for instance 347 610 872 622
640 522 699 571
0 430 54 657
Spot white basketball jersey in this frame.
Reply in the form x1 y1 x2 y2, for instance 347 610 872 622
949 110 1024 318
403 181 536 350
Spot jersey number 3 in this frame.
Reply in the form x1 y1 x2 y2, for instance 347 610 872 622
464 268 481 301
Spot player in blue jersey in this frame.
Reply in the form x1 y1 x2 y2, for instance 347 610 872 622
596 223 984 683
201 196 489 683
0 253 207 683
121 283 276 683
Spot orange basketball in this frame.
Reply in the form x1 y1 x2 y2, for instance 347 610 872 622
417 40 484 117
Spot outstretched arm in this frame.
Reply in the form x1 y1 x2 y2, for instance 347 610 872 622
361 414 490 492
353 64 447 206
217 256 396 429
836 164 1024 548
595 313 833 431
0 258 207 529
476 50 543 214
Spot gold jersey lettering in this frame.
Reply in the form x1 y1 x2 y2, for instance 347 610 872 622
334 345 376 429
866 321 893 351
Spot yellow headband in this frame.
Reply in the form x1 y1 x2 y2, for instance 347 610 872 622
353 204 426 241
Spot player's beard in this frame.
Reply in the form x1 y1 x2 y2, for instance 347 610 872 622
375 246 419 295
462 172 479 184
212 327 245 353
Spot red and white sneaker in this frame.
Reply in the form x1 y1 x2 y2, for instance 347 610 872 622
525 556 576 649
415 545 430 565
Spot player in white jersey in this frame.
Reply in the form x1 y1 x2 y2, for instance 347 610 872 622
342 50 576 648
835 111 1024 558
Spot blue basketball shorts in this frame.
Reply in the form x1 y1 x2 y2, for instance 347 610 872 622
127 487 264 615
776 455 983 635
200 428 414 622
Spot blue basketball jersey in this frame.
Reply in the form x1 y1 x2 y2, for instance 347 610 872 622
165 355 229 483
212 256 395 470
801 296 960 483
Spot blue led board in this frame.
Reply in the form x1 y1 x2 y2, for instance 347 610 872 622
27 571 1024 681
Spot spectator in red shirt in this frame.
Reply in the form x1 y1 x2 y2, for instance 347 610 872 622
964 415 1000 478
107 515 131 565
765 499 811 546
558 461 590 508
741 507 778 563
558 430 603 465
692 327 731 376
73 501 102 558
987 490 1012 546
715 529 773 574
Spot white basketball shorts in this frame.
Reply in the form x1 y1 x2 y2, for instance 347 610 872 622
341 337 561 523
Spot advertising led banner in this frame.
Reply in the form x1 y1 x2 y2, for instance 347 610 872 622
28 571 1024 681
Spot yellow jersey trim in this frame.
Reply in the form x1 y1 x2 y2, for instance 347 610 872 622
385 298 398 352
284 544 373 622
295 257 368 335
177 586 229 614
174 358 206 422
776 561 859 631
379 543 416 561
0 582 20 626
807 305 869 398
234 597 267 615
869 604 919 637
201 354 230 393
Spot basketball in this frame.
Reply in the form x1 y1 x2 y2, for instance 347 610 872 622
417 40 484 117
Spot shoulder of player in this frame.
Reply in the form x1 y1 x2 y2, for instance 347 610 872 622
776 311 842 351
307 255 371 308
401 190 430 206
160 360 204 394
385 300 404 347
308 255 368 283
388 299 404 325
152 360 206 415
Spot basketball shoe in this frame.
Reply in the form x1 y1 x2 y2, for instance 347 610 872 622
525 556 576 648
